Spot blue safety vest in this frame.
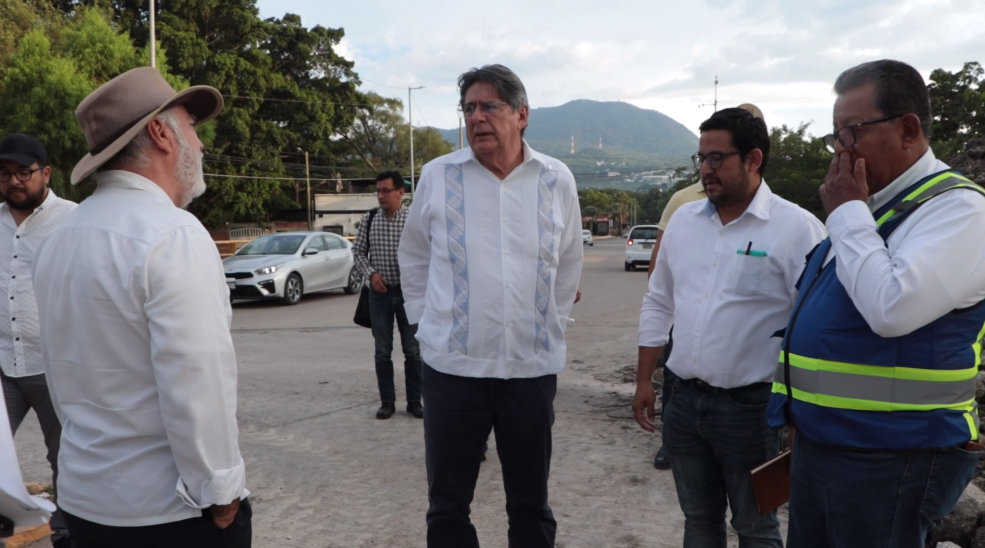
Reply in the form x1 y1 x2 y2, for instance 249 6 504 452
766 170 985 450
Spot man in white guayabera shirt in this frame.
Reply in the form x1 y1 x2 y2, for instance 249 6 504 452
32 67 250 548
398 64 583 548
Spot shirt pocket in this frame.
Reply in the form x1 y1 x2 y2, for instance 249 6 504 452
726 254 771 296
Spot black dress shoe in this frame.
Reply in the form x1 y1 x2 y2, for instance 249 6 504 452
407 401 424 419
653 445 671 470
376 402 396 419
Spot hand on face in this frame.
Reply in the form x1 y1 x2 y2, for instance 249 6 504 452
819 151 868 215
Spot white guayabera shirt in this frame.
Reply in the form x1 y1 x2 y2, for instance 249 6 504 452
399 142 584 379
0 190 76 378
32 170 247 527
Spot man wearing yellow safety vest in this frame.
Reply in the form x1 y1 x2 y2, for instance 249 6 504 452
767 59 985 547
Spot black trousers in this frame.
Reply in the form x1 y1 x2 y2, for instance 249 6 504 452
423 364 557 548
64 499 251 548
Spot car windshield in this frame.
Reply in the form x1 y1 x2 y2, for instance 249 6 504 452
238 234 306 255
630 227 658 240
582 230 591 235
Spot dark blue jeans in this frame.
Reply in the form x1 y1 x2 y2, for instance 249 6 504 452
787 432 981 548
662 379 782 548
423 364 557 548
368 286 423 403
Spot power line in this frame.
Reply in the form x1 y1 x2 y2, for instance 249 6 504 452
360 78 407 90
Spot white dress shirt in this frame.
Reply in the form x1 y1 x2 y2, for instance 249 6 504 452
32 171 247 527
639 181 826 388
398 142 583 379
824 149 985 337
0 190 76 378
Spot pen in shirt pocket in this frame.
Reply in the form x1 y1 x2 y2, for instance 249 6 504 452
737 241 768 257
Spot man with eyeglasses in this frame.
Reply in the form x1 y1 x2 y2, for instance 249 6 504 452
767 60 985 547
632 108 825 547
352 170 424 420
399 64 583 548
0 133 77 548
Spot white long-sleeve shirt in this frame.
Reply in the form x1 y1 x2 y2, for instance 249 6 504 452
825 149 985 337
0 190 76 378
639 181 826 388
398 143 583 379
32 170 247 527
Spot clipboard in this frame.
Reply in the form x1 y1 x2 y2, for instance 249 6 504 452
750 449 791 515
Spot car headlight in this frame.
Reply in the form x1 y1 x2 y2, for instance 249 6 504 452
255 264 284 275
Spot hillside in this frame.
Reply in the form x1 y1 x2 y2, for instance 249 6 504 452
432 100 698 183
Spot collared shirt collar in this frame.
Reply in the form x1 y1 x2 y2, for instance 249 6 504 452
701 179 773 222
95 170 176 207
866 149 938 213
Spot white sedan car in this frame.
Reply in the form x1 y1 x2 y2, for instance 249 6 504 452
582 229 594 246
223 232 363 305
624 225 659 271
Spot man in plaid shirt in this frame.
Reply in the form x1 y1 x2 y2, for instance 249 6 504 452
352 171 424 420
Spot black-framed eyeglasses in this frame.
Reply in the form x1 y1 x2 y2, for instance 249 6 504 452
376 187 400 196
822 114 903 153
461 100 510 118
691 151 741 171
0 168 42 183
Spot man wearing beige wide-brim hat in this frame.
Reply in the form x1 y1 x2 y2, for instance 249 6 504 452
32 66 252 547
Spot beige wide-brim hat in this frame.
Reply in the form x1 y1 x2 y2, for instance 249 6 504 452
737 103 765 121
71 66 223 185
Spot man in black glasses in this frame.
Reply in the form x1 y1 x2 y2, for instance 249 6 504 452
768 59 985 547
633 108 825 547
352 170 424 420
0 133 77 548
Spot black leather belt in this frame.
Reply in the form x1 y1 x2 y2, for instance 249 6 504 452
686 378 772 396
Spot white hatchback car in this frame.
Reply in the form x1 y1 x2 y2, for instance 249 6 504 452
582 229 594 246
624 225 659 271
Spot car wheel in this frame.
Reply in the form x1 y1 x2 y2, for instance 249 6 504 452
590 242 594 246
282 273 303 305
625 262 633 272
343 267 363 295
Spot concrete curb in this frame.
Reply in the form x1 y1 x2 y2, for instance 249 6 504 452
7 524 51 548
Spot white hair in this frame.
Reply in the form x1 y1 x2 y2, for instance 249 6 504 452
100 107 183 172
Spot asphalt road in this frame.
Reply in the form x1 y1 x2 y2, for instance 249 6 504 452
15 236 777 547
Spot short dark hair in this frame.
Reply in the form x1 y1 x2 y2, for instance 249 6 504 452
375 170 405 190
458 64 529 136
698 108 771 176
833 59 931 137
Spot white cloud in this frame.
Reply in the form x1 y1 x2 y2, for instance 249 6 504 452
258 0 985 136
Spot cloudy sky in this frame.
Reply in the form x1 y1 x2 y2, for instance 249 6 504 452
256 0 985 139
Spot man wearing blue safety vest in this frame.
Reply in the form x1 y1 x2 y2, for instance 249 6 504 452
767 59 985 547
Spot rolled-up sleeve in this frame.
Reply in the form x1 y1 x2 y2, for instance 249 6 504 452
143 226 246 509
399 172 434 325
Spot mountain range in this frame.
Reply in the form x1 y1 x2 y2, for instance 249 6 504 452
431 99 699 178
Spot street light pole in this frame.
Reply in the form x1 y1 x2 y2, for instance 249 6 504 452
408 85 424 195
300 149 311 231
149 0 156 68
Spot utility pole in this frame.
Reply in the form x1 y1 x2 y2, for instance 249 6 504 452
458 116 464 150
408 85 424 195
299 148 312 231
699 76 719 111
149 0 156 68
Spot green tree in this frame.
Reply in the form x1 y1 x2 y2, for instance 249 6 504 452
0 6 166 201
766 123 829 220
342 92 453 177
928 62 984 159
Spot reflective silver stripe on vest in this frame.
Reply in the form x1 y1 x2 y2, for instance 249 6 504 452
774 362 976 406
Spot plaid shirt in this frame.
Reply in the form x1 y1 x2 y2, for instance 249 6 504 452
352 206 408 287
